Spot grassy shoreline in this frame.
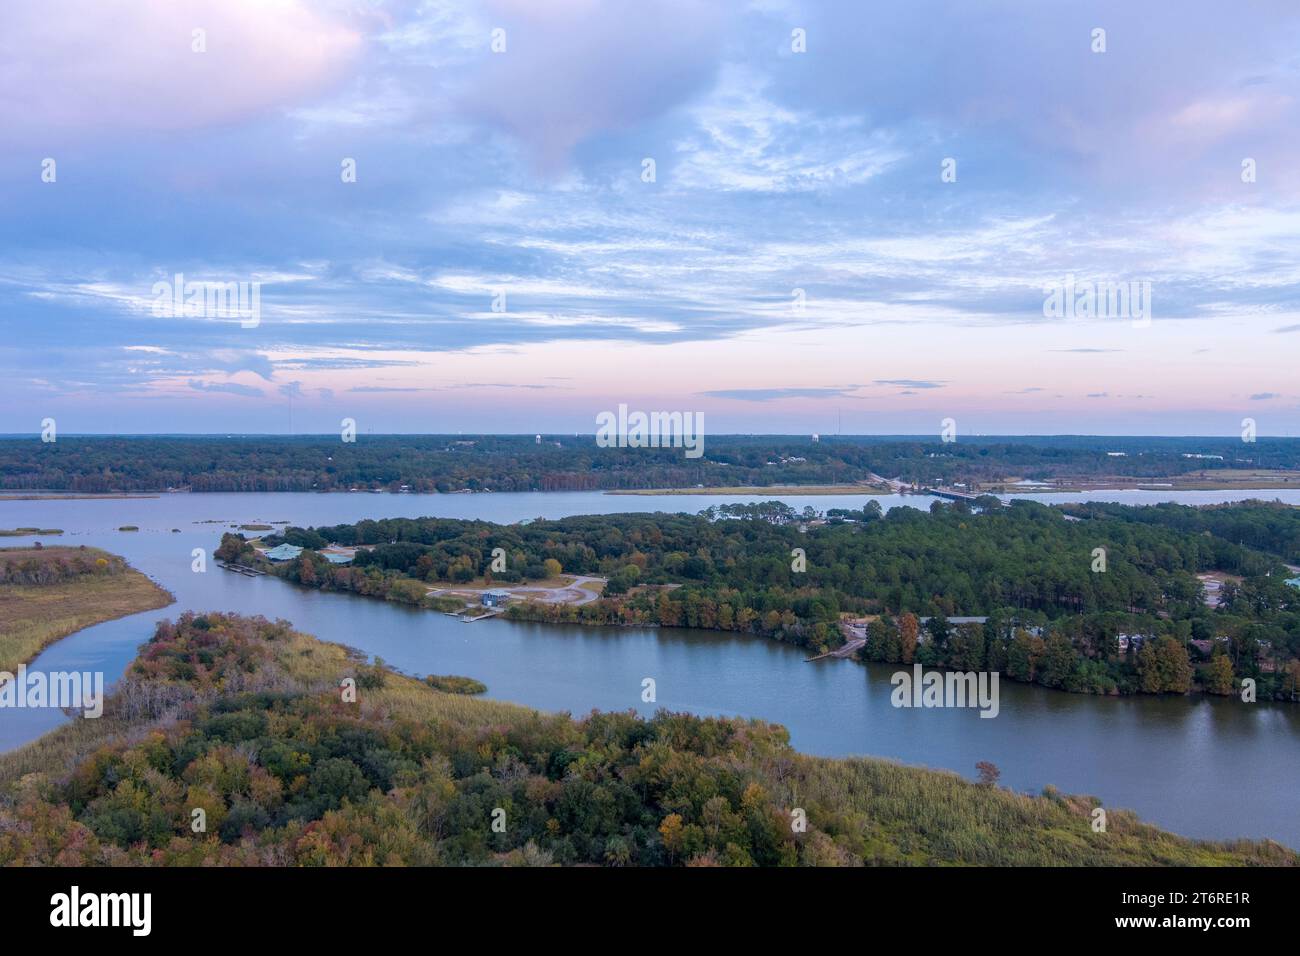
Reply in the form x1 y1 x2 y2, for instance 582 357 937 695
0 547 173 672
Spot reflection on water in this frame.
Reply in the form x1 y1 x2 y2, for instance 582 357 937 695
2 488 1299 847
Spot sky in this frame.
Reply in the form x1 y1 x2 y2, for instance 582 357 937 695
1 0 1299 436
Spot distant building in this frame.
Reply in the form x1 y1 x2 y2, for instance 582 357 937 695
263 543 303 562
1285 577 1300 591
482 589 511 607
1116 633 1150 652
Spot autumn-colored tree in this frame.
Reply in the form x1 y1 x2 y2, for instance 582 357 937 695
898 612 919 664
975 761 1001 787
1137 637 1193 694
659 813 685 863
717 603 734 630
214 532 249 563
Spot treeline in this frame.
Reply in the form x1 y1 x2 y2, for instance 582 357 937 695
0 545 126 585
3 434 1298 493
1061 500 1300 564
2 612 1290 866
853 611 1299 700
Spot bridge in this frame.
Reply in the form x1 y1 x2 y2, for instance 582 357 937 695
921 487 980 502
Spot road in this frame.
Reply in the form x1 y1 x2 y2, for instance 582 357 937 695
806 622 867 661
428 575 606 607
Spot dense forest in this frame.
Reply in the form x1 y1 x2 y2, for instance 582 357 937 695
228 499 1300 701
1 613 1290 866
1059 499 1300 564
3 434 1298 493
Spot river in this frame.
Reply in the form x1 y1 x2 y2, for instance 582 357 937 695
3 487 1299 847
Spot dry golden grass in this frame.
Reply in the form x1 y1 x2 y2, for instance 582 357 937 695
0 549 173 672
0 714 132 790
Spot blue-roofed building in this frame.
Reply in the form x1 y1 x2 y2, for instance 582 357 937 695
482 589 511 607
263 543 303 562
1285 576 1300 591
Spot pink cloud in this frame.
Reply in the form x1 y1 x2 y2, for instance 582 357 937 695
0 0 362 141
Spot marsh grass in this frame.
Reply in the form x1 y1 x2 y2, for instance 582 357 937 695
0 549 173 672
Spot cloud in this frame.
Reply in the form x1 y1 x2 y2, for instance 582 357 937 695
208 351 275 381
459 0 729 171
446 382 564 390
671 66 903 193
698 386 863 402
188 379 262 398
349 386 427 393
1250 392 1280 400
0 0 362 142
775 0 1300 195
874 379 946 389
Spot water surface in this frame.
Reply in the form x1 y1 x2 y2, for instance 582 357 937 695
3 488 1298 847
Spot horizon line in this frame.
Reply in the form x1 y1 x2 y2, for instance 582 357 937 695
0 433 1294 441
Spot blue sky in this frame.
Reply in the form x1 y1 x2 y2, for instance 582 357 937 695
2 0 1299 435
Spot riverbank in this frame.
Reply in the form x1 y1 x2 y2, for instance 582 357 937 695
607 484 891 496
2 611 1291 866
0 547 173 672
0 494 159 500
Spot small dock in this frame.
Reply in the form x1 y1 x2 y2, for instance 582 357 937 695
219 562 266 577
459 608 505 623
